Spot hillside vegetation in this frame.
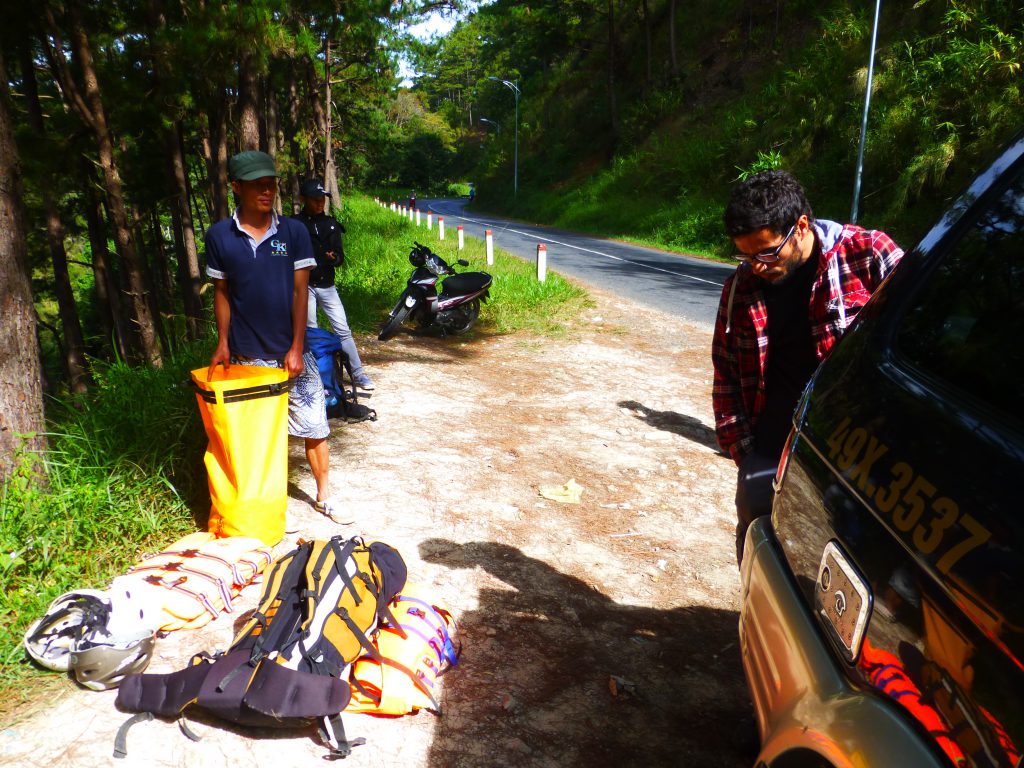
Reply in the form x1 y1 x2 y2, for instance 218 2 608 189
411 0 1023 254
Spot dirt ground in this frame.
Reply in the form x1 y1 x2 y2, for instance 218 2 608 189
0 286 756 768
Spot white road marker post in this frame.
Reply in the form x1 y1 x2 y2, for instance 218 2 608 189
409 206 414 222
457 225 464 250
416 208 421 226
439 216 446 240
536 243 548 282
427 211 433 230
485 230 494 265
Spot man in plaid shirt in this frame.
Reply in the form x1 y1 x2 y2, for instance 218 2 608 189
712 170 903 562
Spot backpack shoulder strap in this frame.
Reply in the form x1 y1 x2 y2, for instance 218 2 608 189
320 714 365 759
333 349 359 405
236 542 312 664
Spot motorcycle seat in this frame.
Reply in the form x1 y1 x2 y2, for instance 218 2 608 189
440 272 492 297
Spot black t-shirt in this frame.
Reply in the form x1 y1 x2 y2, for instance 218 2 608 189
294 210 345 288
754 254 819 456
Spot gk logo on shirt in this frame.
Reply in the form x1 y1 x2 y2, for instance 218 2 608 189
270 239 289 256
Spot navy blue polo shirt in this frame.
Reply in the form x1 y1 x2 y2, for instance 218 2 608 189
204 213 316 359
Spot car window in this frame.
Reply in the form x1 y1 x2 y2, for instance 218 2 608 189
896 166 1024 417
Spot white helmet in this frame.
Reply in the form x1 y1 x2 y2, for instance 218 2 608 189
68 629 155 690
23 590 112 672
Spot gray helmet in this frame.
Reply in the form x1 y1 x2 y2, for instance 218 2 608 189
23 589 112 672
69 629 155 691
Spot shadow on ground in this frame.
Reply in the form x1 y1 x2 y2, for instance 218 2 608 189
366 330 500 367
618 399 721 453
420 539 755 768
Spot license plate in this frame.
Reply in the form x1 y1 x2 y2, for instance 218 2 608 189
814 541 872 663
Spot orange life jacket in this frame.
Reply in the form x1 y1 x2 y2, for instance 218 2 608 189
346 584 459 716
859 639 967 766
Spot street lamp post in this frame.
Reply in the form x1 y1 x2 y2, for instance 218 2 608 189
851 0 882 224
488 76 520 197
479 117 502 132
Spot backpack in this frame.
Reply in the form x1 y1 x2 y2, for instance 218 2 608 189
305 327 377 424
115 536 407 760
346 584 459 716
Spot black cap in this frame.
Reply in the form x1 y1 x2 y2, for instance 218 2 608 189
300 179 330 198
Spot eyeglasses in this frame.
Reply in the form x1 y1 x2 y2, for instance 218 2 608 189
733 223 796 264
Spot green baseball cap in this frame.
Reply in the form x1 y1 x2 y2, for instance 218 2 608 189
229 151 278 181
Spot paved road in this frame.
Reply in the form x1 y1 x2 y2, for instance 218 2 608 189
418 197 736 328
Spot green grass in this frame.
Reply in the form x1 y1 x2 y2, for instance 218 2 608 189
333 193 591 336
0 350 207 710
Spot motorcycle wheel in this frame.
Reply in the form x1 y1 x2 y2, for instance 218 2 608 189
447 298 480 335
378 303 412 341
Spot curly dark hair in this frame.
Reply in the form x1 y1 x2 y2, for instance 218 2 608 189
723 170 814 238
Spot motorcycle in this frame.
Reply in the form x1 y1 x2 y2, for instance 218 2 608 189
378 242 493 341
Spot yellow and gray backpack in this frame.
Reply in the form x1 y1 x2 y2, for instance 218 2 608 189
115 536 406 759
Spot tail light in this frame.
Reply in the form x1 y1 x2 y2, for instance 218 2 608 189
772 428 797 494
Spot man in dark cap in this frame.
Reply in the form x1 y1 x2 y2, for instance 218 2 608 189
295 178 374 390
204 151 351 525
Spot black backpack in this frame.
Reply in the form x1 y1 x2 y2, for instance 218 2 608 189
115 536 406 759
305 328 377 424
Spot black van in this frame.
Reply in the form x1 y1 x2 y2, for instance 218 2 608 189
739 132 1024 768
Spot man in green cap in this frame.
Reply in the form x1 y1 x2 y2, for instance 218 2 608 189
204 150 351 525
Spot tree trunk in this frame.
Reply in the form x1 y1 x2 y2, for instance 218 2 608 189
0 49 46 479
266 75 279 162
323 37 340 201
149 209 175 309
669 0 679 79
285 64 302 212
263 72 283 213
641 0 652 89
308 57 324 175
133 209 171 356
238 51 261 151
83 178 129 360
20 45 89 394
165 122 203 338
607 0 620 145
203 86 230 220
188 160 209 238
145 0 201 340
48 1 162 366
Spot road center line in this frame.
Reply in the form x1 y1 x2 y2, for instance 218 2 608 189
428 204 727 288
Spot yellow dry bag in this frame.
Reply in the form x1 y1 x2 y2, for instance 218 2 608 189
191 364 292 545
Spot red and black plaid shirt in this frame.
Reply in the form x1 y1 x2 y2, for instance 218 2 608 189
711 220 903 465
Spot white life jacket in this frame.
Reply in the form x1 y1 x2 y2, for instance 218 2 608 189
108 532 273 633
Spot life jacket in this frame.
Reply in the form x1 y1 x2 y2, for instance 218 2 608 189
115 536 407 760
859 639 967 766
346 584 459 716
107 532 273 633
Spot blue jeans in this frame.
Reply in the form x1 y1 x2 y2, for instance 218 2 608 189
307 285 371 384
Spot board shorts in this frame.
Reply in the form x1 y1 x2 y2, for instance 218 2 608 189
231 352 329 440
